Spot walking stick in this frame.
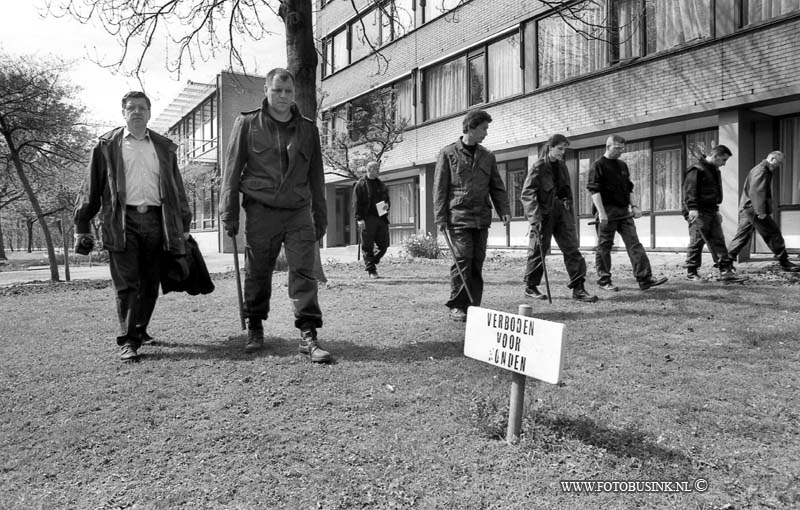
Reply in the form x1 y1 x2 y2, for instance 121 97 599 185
356 223 361 261
441 227 475 305
231 234 246 330
537 231 552 304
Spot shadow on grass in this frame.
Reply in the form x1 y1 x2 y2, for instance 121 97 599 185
532 414 693 471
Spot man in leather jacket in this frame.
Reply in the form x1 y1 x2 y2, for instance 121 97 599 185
219 68 331 362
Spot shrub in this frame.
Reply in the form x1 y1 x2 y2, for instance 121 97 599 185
402 232 442 259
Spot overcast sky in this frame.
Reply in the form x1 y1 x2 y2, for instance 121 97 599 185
0 1 287 130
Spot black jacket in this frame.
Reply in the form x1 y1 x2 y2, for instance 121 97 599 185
160 236 214 296
683 158 723 216
352 176 390 223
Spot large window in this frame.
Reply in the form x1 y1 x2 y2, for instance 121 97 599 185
653 144 682 212
351 8 381 62
488 34 523 101
394 77 415 126
621 141 652 211
423 0 461 22
538 0 608 87
578 147 605 215
191 184 216 231
424 57 466 120
170 95 217 165
386 179 418 245
503 159 528 218
645 0 712 54
612 0 644 61
779 117 800 205
686 130 718 163
743 0 800 25
467 51 486 106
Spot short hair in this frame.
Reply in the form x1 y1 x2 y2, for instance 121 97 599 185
768 150 784 160
462 110 492 133
265 68 295 88
121 91 151 110
606 134 626 148
365 161 380 171
709 145 733 157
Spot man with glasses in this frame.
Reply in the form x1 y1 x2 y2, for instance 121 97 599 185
587 135 667 291
74 91 192 362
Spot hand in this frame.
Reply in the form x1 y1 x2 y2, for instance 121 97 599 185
357 219 366 231
757 213 768 220
529 223 541 239
631 206 643 219
687 210 699 224
223 220 239 237
74 233 95 255
597 214 608 226
501 214 511 227
183 232 191 240
562 199 573 212
315 224 326 241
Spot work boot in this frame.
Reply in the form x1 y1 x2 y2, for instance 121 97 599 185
449 307 467 322
524 284 546 299
718 268 748 282
779 259 800 272
686 268 701 281
368 269 379 279
244 318 264 353
572 283 598 303
639 276 668 290
597 280 619 291
299 329 332 363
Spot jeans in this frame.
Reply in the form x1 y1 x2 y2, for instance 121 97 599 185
524 199 587 289
595 205 652 283
444 227 488 310
361 215 390 273
685 211 732 271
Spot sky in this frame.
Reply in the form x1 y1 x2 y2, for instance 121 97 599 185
0 1 288 130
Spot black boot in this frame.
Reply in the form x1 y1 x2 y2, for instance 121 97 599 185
572 283 598 303
245 318 264 353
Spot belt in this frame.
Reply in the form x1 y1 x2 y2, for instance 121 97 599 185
126 204 161 213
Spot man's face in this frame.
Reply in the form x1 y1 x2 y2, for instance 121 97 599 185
266 77 295 116
122 97 150 132
766 154 784 169
711 154 730 168
607 142 625 159
366 164 380 179
549 142 568 161
468 121 489 144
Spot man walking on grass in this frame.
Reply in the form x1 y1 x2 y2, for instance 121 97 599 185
353 161 391 279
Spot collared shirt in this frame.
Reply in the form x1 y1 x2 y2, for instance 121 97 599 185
122 128 161 206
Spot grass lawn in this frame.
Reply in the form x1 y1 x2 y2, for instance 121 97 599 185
1 254 798 509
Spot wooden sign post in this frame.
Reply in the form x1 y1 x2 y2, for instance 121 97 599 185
463 304 565 444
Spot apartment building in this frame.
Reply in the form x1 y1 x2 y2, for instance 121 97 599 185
316 0 800 257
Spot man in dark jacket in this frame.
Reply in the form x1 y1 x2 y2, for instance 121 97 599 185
682 145 742 281
219 68 331 362
353 161 391 278
727 151 800 272
74 91 192 363
433 110 511 322
521 134 597 303
588 134 667 291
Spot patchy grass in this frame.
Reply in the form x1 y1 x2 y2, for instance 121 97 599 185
1 255 799 509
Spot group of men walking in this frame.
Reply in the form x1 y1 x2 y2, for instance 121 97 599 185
433 111 799 322
73 69 798 361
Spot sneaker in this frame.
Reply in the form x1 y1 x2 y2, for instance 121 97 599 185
718 269 748 282
780 260 800 272
298 329 332 363
572 285 598 303
638 276 668 290
449 307 467 322
120 342 139 363
244 328 264 353
139 329 156 345
368 270 379 279
597 281 619 292
524 285 547 299
686 270 701 281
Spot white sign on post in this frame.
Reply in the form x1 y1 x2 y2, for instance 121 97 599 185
463 306 565 384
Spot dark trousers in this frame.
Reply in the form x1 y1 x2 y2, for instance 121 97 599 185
595 205 652 283
445 227 488 310
361 215 390 273
685 211 732 271
727 207 789 261
525 200 587 289
109 208 164 347
243 202 322 331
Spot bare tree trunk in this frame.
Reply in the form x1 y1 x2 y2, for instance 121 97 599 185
10 151 60 281
59 213 71 281
0 211 6 260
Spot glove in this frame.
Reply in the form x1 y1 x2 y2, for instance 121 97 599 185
74 234 95 255
315 224 326 241
687 210 698 224
223 220 239 237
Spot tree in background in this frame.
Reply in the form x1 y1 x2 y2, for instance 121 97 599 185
0 52 93 281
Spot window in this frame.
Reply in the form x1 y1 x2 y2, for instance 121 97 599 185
323 29 348 77
386 180 418 245
504 159 528 218
537 0 608 87
191 185 216 231
620 141 652 211
424 0 461 22
612 0 644 62
390 0 415 38
686 130 718 163
351 8 381 62
488 34 523 101
779 116 800 206
424 57 466 120
467 52 486 106
743 0 800 25
645 0 712 54
578 148 605 215
394 77 414 126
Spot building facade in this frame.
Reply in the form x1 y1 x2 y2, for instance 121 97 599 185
316 0 800 257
